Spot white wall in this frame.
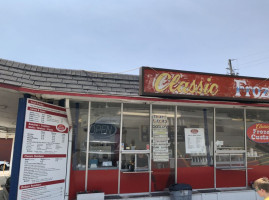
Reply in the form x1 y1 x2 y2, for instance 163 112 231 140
107 190 263 200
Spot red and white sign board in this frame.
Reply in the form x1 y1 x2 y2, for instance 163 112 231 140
185 128 206 154
17 99 69 200
247 123 269 143
140 67 269 102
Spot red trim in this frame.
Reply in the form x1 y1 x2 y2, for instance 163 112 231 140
19 179 65 189
1 83 269 107
177 166 214 189
22 154 66 158
69 170 85 200
28 99 66 111
248 166 269 186
216 169 246 188
26 122 69 133
120 172 149 193
151 168 175 192
87 170 118 194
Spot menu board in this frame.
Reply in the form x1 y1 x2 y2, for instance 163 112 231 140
152 115 169 162
185 128 206 154
17 99 69 200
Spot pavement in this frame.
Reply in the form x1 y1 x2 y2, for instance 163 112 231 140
0 170 10 200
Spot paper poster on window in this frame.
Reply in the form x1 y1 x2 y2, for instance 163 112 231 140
185 128 206 154
152 115 170 162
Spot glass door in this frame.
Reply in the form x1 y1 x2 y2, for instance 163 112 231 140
215 108 247 188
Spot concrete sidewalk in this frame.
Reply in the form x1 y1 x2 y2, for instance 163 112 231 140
0 171 10 200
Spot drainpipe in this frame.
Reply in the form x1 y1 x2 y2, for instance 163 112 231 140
64 99 73 200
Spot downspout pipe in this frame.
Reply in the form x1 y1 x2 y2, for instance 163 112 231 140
64 99 73 200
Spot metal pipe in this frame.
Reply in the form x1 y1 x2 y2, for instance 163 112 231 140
118 103 123 194
149 104 152 192
85 101 91 191
213 107 216 189
175 106 178 183
244 108 248 188
64 99 73 200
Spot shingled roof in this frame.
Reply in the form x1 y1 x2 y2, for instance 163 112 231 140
0 58 139 96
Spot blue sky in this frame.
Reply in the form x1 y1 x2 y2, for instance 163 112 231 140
1 0 269 78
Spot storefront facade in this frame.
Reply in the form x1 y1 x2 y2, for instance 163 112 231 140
0 59 268 200
69 100 269 195
68 67 269 199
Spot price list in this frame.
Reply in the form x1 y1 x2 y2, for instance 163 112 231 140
17 99 69 200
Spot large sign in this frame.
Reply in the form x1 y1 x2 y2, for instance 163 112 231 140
17 99 69 200
139 67 269 102
247 123 269 143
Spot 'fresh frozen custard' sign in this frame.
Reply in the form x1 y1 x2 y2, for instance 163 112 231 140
247 123 269 143
139 67 269 102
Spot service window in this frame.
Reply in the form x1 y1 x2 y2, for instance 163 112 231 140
215 108 246 188
215 108 245 151
120 103 150 194
122 103 150 150
88 102 121 169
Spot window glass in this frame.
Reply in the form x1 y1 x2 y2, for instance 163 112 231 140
246 109 269 166
152 105 175 167
151 105 175 192
177 107 214 167
122 104 150 150
89 102 121 169
121 153 149 172
71 101 88 170
215 108 245 150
